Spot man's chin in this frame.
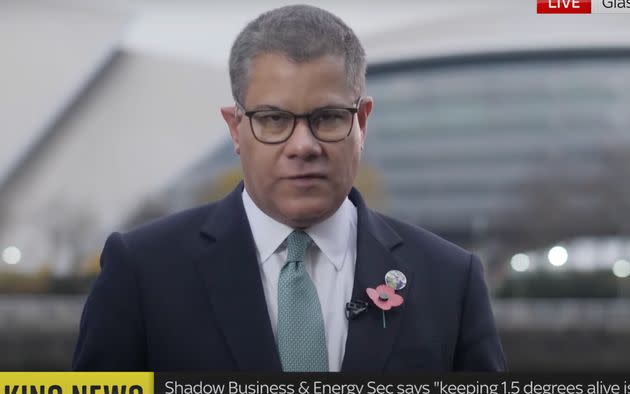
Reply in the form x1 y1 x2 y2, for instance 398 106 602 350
280 200 335 227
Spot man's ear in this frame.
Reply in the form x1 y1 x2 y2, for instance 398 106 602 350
357 96 373 146
221 106 241 155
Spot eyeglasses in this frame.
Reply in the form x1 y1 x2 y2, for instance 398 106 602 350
235 98 362 144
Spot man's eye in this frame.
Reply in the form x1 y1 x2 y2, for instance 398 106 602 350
313 110 348 124
319 111 342 120
256 112 291 122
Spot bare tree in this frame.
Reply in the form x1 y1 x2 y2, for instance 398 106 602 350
40 200 97 276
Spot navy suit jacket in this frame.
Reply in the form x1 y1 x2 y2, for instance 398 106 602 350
73 182 506 371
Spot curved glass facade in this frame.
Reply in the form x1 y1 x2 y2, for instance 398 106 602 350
365 53 630 239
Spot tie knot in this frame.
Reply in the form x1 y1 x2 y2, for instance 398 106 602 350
286 230 312 263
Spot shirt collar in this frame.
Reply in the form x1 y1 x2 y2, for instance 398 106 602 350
242 188 293 264
242 187 357 271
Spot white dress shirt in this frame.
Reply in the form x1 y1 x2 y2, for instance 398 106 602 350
241 187 357 372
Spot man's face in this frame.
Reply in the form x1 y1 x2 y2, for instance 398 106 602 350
221 53 373 229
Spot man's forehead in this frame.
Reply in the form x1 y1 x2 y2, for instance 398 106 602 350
243 52 355 109
248 51 347 70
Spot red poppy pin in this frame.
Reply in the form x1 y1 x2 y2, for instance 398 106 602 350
366 284 404 328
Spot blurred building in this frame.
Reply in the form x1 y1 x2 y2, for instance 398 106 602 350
3 1 630 275
0 2 231 275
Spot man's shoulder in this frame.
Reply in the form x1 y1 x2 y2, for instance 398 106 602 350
369 209 472 264
119 200 221 247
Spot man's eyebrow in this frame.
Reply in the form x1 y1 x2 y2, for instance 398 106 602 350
250 102 353 112
314 102 353 110
250 104 285 111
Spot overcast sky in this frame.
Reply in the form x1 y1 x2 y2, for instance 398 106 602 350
116 1 460 66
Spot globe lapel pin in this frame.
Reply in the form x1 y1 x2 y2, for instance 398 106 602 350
385 270 407 290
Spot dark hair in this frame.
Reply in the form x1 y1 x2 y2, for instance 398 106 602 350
229 4 366 104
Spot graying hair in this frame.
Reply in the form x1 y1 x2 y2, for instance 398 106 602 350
229 4 366 105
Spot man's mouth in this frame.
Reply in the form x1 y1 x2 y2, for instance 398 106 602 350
287 173 326 179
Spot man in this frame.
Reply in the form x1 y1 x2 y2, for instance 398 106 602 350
73 5 506 372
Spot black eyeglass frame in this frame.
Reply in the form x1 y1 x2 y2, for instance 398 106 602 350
235 97 363 144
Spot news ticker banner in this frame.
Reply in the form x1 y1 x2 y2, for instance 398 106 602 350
537 0 630 13
3 373 630 394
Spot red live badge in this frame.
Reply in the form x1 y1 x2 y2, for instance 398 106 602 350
537 0 592 13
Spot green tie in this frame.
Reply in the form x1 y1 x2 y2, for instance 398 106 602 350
277 230 328 372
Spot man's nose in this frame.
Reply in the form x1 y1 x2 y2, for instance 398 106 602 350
284 118 322 157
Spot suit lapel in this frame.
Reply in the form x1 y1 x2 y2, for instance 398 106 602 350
194 182 282 371
341 188 414 372
193 183 412 372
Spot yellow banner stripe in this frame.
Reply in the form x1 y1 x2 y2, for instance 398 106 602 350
0 373 153 394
